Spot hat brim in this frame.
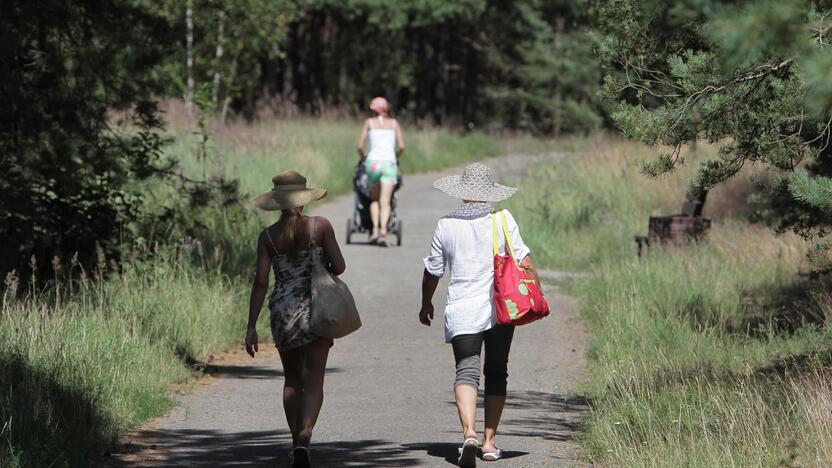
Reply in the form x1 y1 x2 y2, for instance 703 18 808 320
432 175 517 203
254 188 327 211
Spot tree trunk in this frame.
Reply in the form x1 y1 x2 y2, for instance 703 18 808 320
552 16 566 137
212 9 225 110
185 0 194 113
221 50 239 125
463 30 478 129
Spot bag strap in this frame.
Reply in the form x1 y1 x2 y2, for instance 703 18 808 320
491 213 500 256
308 216 318 249
500 211 516 261
491 211 517 263
264 228 278 255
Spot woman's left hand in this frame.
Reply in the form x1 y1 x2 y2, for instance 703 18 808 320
245 327 259 357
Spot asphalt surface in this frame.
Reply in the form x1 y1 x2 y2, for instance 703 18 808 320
108 154 589 467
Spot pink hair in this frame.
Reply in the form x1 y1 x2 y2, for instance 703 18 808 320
369 97 389 115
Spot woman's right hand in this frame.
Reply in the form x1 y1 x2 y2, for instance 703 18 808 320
245 327 259 357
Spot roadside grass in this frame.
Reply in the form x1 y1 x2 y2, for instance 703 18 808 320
0 109 549 467
507 134 832 466
0 250 239 467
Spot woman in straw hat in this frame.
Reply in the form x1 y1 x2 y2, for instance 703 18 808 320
356 96 405 247
246 170 345 467
419 162 541 467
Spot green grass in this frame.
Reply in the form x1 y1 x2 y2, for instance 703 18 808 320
506 135 832 466
0 112 548 467
0 250 241 467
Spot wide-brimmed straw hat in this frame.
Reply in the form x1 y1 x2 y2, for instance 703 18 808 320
432 162 517 202
254 170 327 211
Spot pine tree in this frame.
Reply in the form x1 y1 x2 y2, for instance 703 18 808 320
596 0 832 270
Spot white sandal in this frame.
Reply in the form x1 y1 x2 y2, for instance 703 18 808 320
458 437 479 467
482 448 503 461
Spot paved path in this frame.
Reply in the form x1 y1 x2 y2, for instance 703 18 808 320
109 155 589 467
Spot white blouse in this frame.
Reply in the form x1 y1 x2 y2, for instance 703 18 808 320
423 203 531 342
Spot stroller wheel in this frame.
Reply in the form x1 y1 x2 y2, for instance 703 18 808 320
346 218 353 244
396 219 403 246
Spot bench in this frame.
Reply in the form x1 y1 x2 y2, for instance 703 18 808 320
635 186 711 256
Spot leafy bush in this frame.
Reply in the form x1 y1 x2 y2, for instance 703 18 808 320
0 1 175 281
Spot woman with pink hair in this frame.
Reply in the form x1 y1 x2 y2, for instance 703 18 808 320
357 96 405 246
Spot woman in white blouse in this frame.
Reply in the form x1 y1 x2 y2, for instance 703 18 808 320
420 162 540 467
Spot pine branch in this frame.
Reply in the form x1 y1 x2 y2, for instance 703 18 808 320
789 170 832 213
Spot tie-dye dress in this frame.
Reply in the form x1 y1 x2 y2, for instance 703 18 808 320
268 246 325 352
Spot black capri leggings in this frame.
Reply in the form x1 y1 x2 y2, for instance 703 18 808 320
451 324 515 396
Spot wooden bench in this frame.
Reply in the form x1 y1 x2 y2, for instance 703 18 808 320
635 187 711 256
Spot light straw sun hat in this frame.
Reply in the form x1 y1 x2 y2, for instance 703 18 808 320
432 162 517 202
254 170 327 211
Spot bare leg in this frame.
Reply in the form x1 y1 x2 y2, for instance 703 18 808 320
296 339 331 447
452 333 484 442
278 346 304 446
455 384 479 440
483 395 506 452
379 182 394 237
369 183 381 238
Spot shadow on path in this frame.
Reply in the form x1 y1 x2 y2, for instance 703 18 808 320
500 390 589 443
310 440 421 467
401 442 529 466
107 429 286 467
441 390 589 442
108 431 423 467
202 364 284 380
199 365 344 380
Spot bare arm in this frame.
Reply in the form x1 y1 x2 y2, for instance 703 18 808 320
519 254 541 285
419 269 439 326
357 119 369 160
245 231 272 357
395 119 405 157
319 217 346 276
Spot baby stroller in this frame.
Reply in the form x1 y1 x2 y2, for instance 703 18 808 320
345 163 403 245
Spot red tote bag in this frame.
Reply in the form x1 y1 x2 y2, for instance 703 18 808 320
492 211 550 325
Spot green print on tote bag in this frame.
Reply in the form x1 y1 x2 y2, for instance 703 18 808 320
505 299 520 320
491 211 551 325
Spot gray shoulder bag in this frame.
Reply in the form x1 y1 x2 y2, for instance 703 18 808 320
307 217 362 338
